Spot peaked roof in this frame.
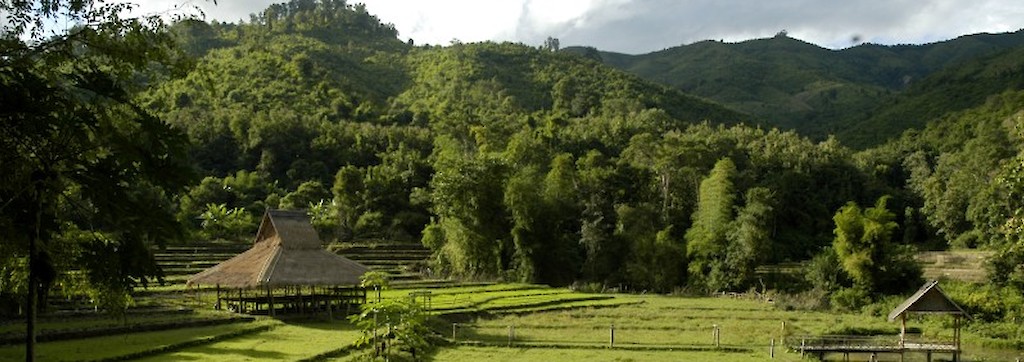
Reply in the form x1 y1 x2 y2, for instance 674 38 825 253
187 210 369 288
887 280 971 321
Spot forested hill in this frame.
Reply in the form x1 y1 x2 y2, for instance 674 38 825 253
838 46 1024 147
137 0 1024 296
565 30 1024 147
145 3 744 187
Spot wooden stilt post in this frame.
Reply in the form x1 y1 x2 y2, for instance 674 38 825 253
954 315 961 362
312 286 319 316
900 313 906 348
609 324 615 348
215 284 221 310
327 286 335 320
268 286 275 317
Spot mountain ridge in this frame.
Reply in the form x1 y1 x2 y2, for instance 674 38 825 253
564 29 1024 147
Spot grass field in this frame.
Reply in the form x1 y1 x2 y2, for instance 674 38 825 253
7 283 1024 361
136 320 362 361
430 346 795 362
0 319 274 361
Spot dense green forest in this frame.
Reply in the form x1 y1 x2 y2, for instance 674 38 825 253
140 1 1024 297
569 30 1024 148
5 0 1024 314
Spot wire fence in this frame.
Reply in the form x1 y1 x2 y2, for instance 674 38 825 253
447 321 788 356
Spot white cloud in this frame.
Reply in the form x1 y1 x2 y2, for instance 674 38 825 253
122 0 1024 53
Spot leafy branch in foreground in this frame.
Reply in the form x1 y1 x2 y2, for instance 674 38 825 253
348 297 431 362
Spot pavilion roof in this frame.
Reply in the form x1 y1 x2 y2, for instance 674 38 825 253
187 210 368 288
887 280 971 321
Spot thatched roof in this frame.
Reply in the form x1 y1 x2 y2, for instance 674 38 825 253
887 280 971 321
187 210 369 288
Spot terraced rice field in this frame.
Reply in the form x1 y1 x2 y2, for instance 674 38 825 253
6 243 1018 361
916 250 992 283
7 283 1024 361
381 283 639 315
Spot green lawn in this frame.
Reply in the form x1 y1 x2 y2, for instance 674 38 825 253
0 309 237 336
137 320 362 361
0 319 273 361
10 283 1022 361
429 345 800 362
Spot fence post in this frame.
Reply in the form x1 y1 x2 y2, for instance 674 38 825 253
609 324 615 348
712 324 720 347
800 338 805 356
452 323 457 342
508 325 514 347
770 338 775 359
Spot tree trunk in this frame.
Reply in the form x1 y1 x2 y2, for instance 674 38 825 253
26 198 41 362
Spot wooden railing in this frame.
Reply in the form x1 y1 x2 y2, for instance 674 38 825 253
791 334 957 353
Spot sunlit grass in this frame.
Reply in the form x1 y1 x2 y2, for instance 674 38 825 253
137 320 362 361
429 345 802 362
0 319 274 361
0 308 240 336
13 282 1022 361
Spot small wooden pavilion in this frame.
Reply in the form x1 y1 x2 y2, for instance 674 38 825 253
188 209 369 317
887 280 971 362
796 281 971 362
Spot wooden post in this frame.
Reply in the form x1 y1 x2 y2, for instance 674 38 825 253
452 323 457 341
770 338 775 358
901 312 909 347
508 325 514 346
267 286 275 317
954 315 961 362
609 324 615 348
327 287 335 320
781 321 786 345
215 284 222 310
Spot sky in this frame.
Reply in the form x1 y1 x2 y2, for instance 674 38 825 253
133 0 1024 54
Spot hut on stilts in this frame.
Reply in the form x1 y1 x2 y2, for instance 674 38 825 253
887 280 971 362
796 280 972 362
188 209 369 317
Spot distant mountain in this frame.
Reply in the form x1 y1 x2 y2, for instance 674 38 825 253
566 30 1024 147
839 46 1024 148
145 3 744 186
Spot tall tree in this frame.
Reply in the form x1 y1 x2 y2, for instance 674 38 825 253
1 2 196 360
724 187 775 289
685 158 737 292
831 196 920 294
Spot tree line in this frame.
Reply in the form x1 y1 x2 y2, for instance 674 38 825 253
5 0 1024 323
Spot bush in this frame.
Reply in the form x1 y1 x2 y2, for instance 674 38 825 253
774 288 830 311
569 281 605 293
830 286 871 311
805 247 850 293
200 203 257 241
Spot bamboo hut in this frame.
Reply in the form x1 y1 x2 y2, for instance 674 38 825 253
887 280 971 362
796 281 972 361
188 209 369 316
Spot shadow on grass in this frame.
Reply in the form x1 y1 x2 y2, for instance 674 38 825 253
276 317 361 331
154 345 290 361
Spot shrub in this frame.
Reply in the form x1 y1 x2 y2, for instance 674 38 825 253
830 286 871 311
